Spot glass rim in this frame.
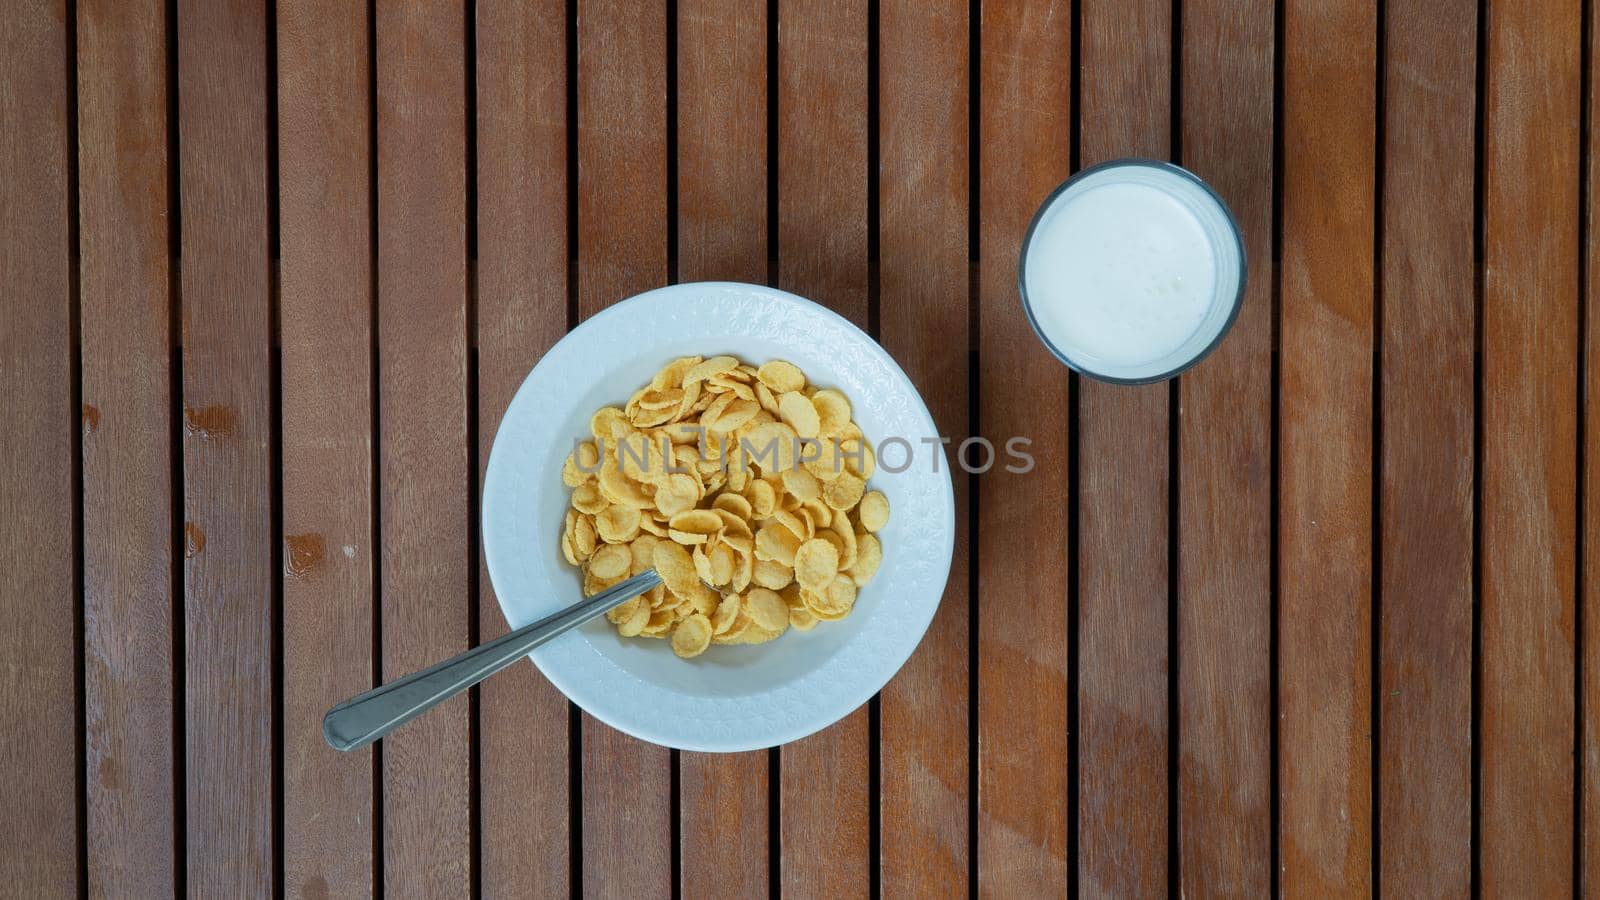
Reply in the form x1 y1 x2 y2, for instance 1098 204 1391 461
1016 157 1249 385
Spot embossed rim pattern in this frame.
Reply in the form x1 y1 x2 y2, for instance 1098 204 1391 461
482 282 956 751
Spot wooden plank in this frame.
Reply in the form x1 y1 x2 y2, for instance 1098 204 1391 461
776 0 871 894
1174 0 1275 894
375 0 472 894
277 0 374 894
577 0 668 314
776 0 869 324
0 1 79 891
677 0 766 283
77 0 175 893
1587 0 1600 885
877 0 969 893
575 1 673 895
1175 0 1274 893
1480 0 1581 892
674 0 770 895
176 0 274 892
974 0 1072 891
1075 0 1170 893
475 0 573 894
1376 1 1475 894
1278 0 1375 893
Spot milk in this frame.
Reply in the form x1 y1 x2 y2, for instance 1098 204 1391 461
1021 161 1244 382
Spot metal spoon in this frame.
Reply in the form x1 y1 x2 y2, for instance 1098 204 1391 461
323 568 663 751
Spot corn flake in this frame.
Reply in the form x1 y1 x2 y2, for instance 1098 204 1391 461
756 360 807 393
777 392 821 439
858 490 890 532
793 538 840 593
671 614 714 657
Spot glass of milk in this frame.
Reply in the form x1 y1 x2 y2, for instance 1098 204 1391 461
1018 159 1246 383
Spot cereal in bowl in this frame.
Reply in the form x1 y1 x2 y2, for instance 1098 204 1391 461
559 356 890 658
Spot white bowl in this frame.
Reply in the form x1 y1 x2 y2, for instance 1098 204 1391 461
481 282 955 752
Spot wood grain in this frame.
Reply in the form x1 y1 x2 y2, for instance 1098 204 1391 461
674 0 771 895
776 1 872 894
577 0 668 315
1588 0 1600 885
776 0 869 323
1175 0 1274 893
877 0 970 894
1480 0 1581 892
176 0 274 892
1279 0 1375 894
77 0 175 892
375 0 471 894
974 0 1073 893
0 1 79 892
677 0 766 283
576 1 674 895
277 1 374 894
475 1 573 895
1076 0 1171 893
1377 1 1475 894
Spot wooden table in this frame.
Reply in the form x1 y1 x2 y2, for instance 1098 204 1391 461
2 0 1591 895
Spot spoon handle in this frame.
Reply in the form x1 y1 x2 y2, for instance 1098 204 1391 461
323 568 663 751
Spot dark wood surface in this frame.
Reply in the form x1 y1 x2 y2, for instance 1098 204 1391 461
975 2 1073 892
279 1 376 895
1378 0 1475 893
1279 0 1376 893
1176 0 1274 894
376 1 474 894
1481 0 1581 894
78 0 177 893
1 2 78 893
3 0 1596 895
176 0 275 892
